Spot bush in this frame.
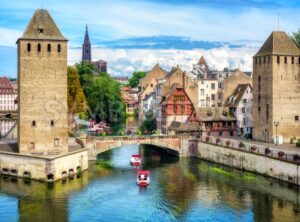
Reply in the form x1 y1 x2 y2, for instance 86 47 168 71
226 140 231 146
239 142 245 149
278 151 285 158
251 146 257 152
265 147 271 155
206 136 210 142
293 154 300 161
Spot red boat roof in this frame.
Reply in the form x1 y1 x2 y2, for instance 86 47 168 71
132 154 141 158
138 170 150 175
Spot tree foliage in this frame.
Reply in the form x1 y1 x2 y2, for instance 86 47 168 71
128 71 146 88
75 63 125 123
140 110 157 133
292 29 300 48
67 66 88 115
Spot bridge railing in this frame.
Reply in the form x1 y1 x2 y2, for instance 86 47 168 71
92 134 191 141
198 136 300 165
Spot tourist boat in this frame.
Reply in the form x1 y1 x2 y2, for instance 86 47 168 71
137 170 150 186
130 154 141 166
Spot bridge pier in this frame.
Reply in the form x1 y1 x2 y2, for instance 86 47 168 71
179 139 190 157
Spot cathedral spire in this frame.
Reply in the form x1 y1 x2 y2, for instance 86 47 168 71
82 24 91 62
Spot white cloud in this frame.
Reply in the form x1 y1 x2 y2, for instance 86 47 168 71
0 28 22 46
68 46 258 76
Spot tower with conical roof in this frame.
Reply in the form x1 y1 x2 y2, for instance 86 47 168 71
253 31 300 143
17 9 69 154
82 25 91 62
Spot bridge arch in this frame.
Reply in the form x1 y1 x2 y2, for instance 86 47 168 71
86 135 188 159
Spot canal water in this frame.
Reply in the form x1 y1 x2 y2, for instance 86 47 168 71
0 144 300 222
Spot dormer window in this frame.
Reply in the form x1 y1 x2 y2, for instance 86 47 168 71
38 28 44 33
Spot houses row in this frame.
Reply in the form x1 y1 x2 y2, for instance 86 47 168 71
138 60 253 138
138 30 300 144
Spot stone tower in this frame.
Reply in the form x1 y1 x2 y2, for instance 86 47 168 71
82 25 91 62
253 31 300 143
17 9 69 154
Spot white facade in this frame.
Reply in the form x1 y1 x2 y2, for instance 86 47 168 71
0 94 17 111
198 79 219 108
235 85 253 135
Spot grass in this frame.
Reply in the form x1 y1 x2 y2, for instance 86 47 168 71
183 171 197 182
198 164 257 182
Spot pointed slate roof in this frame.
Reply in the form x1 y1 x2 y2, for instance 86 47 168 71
255 31 300 56
18 9 67 41
84 25 91 44
198 56 208 66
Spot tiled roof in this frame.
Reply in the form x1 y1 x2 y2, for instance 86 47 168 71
0 77 14 94
18 9 67 41
255 31 300 56
169 121 201 132
194 107 236 122
224 84 252 107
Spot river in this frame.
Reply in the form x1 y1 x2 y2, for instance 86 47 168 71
0 143 300 222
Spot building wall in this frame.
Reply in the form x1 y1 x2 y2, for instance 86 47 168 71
223 70 252 103
236 85 253 135
0 150 88 181
0 94 17 111
18 40 69 154
253 55 300 142
198 79 219 107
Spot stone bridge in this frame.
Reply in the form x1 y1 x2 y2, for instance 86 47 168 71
85 135 191 159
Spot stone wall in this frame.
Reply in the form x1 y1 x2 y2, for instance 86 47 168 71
189 140 300 185
0 149 88 181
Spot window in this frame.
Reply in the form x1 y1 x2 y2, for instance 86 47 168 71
243 118 246 124
242 108 246 113
173 106 177 113
218 93 222 100
181 106 185 113
47 44 51 52
292 57 295 64
277 56 280 64
258 106 261 112
30 142 35 149
218 82 222 88
57 44 61 53
211 94 215 100
51 120 54 127
295 116 299 122
243 99 247 103
201 89 205 96
211 83 215 89
284 57 287 64
32 120 36 127
37 43 41 52
38 28 44 33
263 57 266 64
258 95 261 102
27 43 31 52
54 139 59 147
258 75 261 82
266 104 269 122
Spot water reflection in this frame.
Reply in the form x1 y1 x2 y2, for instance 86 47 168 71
0 144 299 222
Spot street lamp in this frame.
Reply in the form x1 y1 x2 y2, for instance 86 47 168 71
274 121 280 146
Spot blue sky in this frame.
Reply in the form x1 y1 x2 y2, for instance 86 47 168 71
1 0 300 76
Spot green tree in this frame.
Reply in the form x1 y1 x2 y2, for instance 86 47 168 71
140 110 157 133
67 66 88 115
292 29 300 48
128 71 146 88
75 63 125 123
